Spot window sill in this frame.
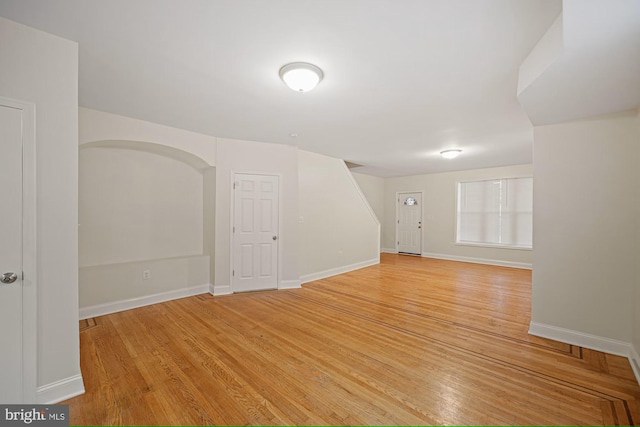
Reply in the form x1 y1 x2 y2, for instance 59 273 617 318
455 242 532 251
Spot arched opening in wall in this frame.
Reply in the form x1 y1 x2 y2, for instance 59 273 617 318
78 140 215 316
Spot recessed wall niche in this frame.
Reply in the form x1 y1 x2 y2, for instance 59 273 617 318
78 140 215 308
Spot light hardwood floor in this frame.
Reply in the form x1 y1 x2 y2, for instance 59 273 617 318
65 254 640 425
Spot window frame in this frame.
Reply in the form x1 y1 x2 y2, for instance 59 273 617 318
454 176 533 251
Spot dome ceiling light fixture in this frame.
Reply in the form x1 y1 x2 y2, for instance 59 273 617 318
279 62 324 92
440 149 462 159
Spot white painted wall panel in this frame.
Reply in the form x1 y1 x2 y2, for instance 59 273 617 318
352 172 385 251
79 107 217 166
533 110 638 342
298 151 379 279
79 147 204 267
0 16 80 392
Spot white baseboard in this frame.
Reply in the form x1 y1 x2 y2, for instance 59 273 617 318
79 285 210 319
37 374 85 404
528 321 632 358
421 252 532 270
529 321 640 386
211 283 232 296
279 279 301 289
210 280 301 294
381 248 396 253
300 257 380 284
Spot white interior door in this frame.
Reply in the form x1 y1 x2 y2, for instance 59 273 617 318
232 174 279 292
0 104 24 403
397 192 422 255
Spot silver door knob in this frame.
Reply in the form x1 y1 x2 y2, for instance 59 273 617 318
1 272 17 284
272 236 278 241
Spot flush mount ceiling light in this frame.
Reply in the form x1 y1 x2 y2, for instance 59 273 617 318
440 149 462 159
279 62 324 92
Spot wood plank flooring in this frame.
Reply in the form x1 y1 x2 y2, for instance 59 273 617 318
65 254 640 425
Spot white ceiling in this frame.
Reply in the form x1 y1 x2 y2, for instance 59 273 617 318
0 0 563 176
518 0 640 126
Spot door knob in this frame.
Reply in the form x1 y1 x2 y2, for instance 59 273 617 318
1 272 17 284
272 236 278 241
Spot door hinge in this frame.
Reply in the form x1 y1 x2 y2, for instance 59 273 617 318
233 182 236 190
233 226 235 233
397 241 399 245
232 270 235 277
22 271 24 280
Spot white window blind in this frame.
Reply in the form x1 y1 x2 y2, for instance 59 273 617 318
457 177 532 249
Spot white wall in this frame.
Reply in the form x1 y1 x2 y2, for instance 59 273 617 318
0 17 81 400
79 147 204 267
299 151 380 282
78 109 216 314
79 107 217 166
79 255 209 313
383 164 533 268
79 109 380 299
531 110 639 344
352 171 385 232
214 138 299 293
78 147 211 310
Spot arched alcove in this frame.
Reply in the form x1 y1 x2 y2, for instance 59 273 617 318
78 139 215 315
81 139 212 170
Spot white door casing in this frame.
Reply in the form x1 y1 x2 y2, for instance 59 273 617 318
0 97 36 403
0 104 24 403
232 174 279 292
396 192 423 255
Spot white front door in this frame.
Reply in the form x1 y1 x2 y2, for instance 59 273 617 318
232 174 279 292
0 103 24 403
397 192 422 255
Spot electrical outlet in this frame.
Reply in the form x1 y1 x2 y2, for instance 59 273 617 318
142 269 151 280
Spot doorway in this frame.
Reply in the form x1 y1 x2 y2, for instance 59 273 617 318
0 97 36 403
232 173 280 292
396 192 423 255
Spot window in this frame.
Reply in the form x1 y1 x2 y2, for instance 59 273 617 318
456 177 532 249
403 197 417 206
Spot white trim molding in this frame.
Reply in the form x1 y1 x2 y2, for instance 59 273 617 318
529 321 633 358
79 285 209 319
279 279 301 290
421 252 532 270
300 257 379 284
211 283 232 296
381 249 532 270
1 96 38 403
37 374 85 404
529 321 640 386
